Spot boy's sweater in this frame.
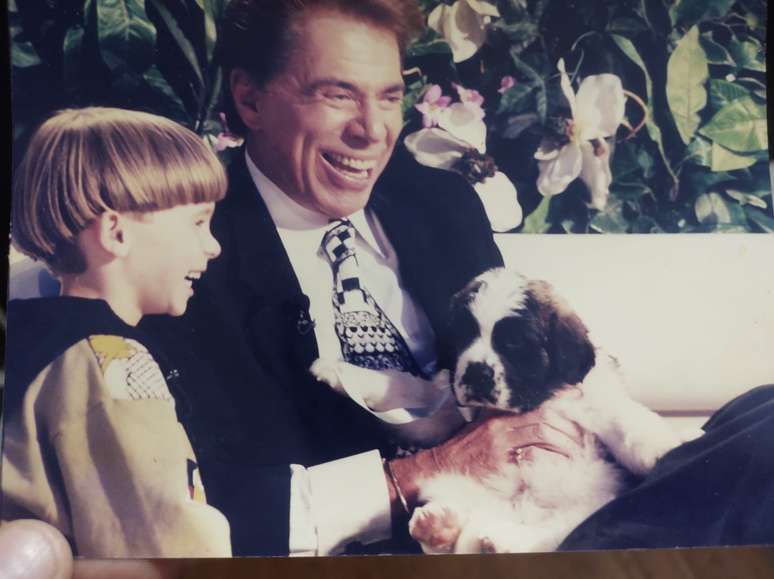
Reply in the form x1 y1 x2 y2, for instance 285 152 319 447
1 296 231 557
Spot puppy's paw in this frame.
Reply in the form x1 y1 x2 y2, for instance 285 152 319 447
309 358 344 393
432 369 451 390
621 428 681 475
409 503 463 554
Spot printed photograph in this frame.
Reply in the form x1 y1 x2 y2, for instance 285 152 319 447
2 0 773 561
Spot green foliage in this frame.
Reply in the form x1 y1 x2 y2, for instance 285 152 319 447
10 0 227 150
666 27 708 145
402 0 770 233
9 0 770 234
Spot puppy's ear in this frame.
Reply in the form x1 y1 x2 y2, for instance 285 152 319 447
527 280 595 386
438 279 485 371
548 310 595 385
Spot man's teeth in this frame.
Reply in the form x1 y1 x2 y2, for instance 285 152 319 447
185 272 202 281
325 153 376 176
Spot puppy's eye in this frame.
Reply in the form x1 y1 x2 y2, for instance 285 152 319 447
503 338 525 351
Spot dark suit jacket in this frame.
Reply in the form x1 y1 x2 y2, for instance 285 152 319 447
141 146 503 555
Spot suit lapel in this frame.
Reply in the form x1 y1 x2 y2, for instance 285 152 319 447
218 154 319 367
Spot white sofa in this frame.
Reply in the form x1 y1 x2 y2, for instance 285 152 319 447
495 233 774 430
9 233 774 430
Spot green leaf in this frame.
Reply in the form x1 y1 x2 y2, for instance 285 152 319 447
406 38 453 58
491 20 538 54
709 79 750 110
510 53 546 123
610 181 653 201
699 33 735 65
745 207 774 232
521 196 552 233
9 0 41 68
497 83 534 115
684 135 713 167
611 34 678 186
202 0 218 63
710 141 758 171
590 201 630 233
630 216 665 233
63 26 85 93
143 65 190 121
694 192 734 224
96 0 157 74
666 26 709 145
501 113 539 139
699 96 768 153
669 0 735 29
640 0 671 36
726 189 768 209
148 0 204 93
607 16 649 35
610 141 641 180
728 37 765 72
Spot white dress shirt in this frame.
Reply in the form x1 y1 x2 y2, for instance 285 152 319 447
245 153 437 555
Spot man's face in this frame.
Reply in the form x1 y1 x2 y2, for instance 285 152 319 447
241 10 405 218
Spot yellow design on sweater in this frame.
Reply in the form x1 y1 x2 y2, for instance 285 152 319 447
88 335 173 402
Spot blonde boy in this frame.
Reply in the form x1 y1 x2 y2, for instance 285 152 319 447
2 107 232 556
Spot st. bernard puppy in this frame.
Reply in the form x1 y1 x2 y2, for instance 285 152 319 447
311 268 695 553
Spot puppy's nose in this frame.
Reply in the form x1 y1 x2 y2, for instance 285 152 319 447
461 362 495 396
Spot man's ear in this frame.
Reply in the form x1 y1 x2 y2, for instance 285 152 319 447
94 210 132 258
230 68 263 131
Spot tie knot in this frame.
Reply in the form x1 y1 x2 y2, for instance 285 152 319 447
321 219 356 265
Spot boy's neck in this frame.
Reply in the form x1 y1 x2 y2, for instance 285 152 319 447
60 274 142 327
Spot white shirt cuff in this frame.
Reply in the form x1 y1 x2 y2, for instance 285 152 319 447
308 449 391 555
288 464 317 556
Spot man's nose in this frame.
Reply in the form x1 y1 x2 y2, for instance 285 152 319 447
347 99 388 144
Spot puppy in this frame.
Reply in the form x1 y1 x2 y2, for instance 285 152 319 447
409 268 688 553
311 268 691 553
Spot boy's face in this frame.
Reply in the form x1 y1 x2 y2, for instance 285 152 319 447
127 202 221 318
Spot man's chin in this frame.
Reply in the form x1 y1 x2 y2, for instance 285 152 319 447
314 192 373 219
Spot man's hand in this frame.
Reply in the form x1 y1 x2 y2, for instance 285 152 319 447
0 520 183 579
386 408 583 513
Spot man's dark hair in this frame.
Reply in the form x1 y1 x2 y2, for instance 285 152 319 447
219 0 425 137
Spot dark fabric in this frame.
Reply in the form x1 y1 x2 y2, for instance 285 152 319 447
560 384 774 550
140 146 504 555
4 298 152 414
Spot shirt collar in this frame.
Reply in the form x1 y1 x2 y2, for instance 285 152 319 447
244 150 386 257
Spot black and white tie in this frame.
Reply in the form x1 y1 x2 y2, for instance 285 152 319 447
321 219 419 374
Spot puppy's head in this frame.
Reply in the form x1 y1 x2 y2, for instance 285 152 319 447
441 268 595 413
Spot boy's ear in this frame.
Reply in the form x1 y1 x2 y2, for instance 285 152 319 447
95 210 132 258
230 68 263 131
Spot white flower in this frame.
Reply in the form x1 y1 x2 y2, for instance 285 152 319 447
534 59 626 210
404 128 522 232
428 0 500 63
474 171 523 232
437 102 487 153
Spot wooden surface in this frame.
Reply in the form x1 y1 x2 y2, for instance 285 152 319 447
181 547 774 579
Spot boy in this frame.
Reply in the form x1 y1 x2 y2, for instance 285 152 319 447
2 107 232 557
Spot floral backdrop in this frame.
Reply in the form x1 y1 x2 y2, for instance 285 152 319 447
8 0 771 233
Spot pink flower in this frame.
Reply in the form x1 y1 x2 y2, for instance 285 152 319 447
204 113 243 152
453 83 485 107
415 84 452 128
213 132 242 152
498 75 516 94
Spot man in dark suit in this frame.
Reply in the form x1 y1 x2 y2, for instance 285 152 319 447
143 0 579 556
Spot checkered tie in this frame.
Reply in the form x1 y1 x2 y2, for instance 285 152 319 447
321 219 419 374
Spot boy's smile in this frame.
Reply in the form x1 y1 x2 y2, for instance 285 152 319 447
126 202 221 319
